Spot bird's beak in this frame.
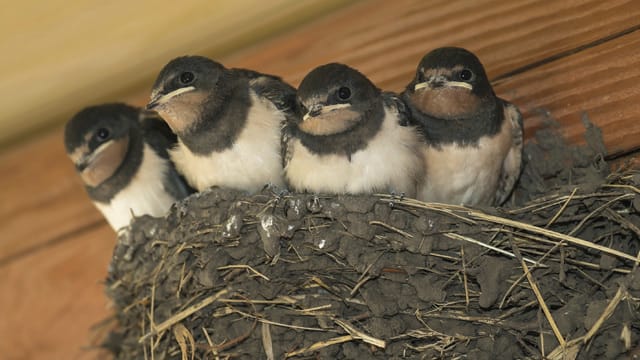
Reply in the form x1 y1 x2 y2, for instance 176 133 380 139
302 103 351 121
74 152 93 172
414 75 472 91
302 104 323 121
443 80 473 90
147 86 196 110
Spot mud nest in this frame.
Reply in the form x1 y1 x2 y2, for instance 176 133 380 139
104 119 640 359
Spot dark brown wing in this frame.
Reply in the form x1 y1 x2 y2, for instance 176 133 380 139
495 100 524 205
382 91 411 126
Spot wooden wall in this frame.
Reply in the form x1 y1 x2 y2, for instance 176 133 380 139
0 0 350 147
1 0 639 358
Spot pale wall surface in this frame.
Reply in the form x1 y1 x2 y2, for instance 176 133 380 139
0 0 350 147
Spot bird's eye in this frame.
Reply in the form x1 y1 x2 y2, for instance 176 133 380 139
96 128 110 141
297 98 306 112
337 87 351 101
459 69 474 81
180 71 195 85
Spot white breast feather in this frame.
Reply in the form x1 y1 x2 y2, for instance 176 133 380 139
94 144 178 231
170 91 285 192
418 118 513 206
285 108 423 196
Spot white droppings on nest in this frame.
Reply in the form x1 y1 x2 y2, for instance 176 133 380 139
225 214 238 232
261 214 275 238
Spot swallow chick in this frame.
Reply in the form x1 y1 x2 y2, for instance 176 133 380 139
283 63 423 197
64 103 192 231
147 56 296 193
402 47 523 206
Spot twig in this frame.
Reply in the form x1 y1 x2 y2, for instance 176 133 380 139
334 319 386 348
602 184 640 194
499 228 571 309
139 288 229 343
295 304 333 315
509 192 623 215
261 323 274 360
350 275 373 297
546 188 578 227
603 208 640 239
218 265 270 281
285 335 354 358
218 296 297 305
468 209 638 262
229 308 330 332
443 232 540 265
369 220 414 238
513 248 631 274
583 286 626 343
149 258 166 360
509 237 565 347
377 196 477 224
567 193 635 236
173 323 195 360
204 295 259 352
460 245 470 309
200 327 218 359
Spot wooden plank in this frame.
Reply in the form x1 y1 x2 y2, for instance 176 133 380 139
0 130 106 264
0 0 351 147
0 225 114 359
221 0 640 89
494 30 640 157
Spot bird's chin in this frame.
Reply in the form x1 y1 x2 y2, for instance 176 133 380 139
409 87 481 119
149 90 207 135
79 137 129 188
80 164 113 188
152 101 201 136
298 111 361 136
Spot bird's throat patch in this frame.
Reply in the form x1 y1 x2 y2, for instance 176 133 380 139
298 109 361 136
154 91 209 134
410 87 481 119
81 137 129 187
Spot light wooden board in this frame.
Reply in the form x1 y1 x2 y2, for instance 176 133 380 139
0 0 351 147
494 30 640 157
0 225 114 360
0 131 104 265
222 0 640 88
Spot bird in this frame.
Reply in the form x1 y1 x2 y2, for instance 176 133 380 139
402 46 523 206
146 56 297 193
64 103 192 231
283 63 424 197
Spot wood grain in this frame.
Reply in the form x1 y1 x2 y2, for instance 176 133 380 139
0 130 105 264
222 0 640 89
494 30 640 157
0 224 114 360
